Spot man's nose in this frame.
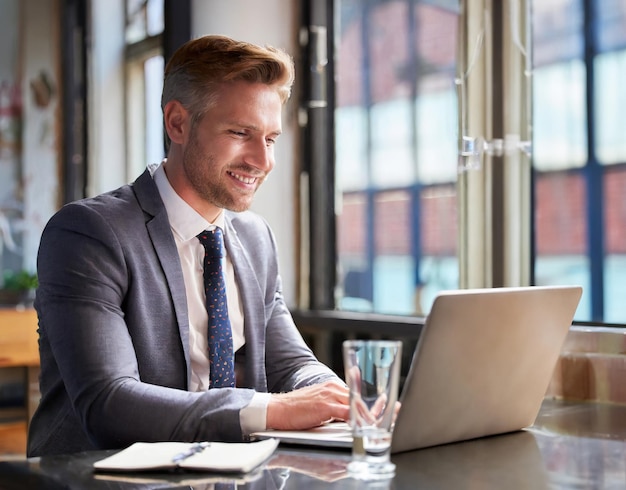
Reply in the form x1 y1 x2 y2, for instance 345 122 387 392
244 138 274 172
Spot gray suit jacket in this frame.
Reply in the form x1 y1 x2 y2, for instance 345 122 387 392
27 169 338 457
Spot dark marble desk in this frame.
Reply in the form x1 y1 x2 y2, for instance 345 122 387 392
1 399 626 489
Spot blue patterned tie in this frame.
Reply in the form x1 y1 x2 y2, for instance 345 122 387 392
197 228 235 388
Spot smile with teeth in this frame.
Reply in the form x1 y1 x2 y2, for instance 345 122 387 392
228 171 258 185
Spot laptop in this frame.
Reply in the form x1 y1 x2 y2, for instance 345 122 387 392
252 285 582 453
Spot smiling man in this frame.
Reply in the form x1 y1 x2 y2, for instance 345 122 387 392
28 35 349 457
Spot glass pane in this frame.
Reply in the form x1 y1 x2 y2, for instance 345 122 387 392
370 101 415 188
146 0 164 37
126 0 147 44
337 191 371 312
532 0 586 171
534 172 589 321
596 0 626 52
336 107 368 192
532 61 587 170
532 0 583 66
126 54 164 180
126 0 163 43
604 167 626 323
335 0 460 316
595 50 626 165
144 55 164 167
416 87 458 183
418 184 458 314
373 190 413 314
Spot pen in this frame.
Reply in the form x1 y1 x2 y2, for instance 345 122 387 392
171 442 211 463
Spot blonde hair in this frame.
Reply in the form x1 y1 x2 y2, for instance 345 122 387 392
162 35 295 148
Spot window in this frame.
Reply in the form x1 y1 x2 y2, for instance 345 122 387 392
533 0 626 323
334 0 460 316
125 0 165 180
307 0 626 325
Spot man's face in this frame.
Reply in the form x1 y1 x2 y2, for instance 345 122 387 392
182 80 283 213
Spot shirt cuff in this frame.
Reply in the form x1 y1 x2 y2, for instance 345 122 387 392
240 392 271 436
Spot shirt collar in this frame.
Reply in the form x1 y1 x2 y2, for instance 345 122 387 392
152 161 225 242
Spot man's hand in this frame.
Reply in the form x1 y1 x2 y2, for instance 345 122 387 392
266 381 350 430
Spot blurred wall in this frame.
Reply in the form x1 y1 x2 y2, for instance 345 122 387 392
192 0 301 306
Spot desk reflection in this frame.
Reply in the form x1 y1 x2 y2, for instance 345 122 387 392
393 430 550 490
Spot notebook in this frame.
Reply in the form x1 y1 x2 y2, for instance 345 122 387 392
252 285 582 453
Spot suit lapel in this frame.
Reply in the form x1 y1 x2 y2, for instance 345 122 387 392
133 170 192 377
224 216 268 390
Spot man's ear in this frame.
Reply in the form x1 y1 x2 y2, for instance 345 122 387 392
163 100 189 145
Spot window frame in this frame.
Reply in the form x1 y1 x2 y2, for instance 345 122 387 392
60 0 89 203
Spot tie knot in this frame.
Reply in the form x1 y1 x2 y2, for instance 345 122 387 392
197 228 224 259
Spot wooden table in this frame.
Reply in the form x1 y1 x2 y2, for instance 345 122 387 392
0 308 39 455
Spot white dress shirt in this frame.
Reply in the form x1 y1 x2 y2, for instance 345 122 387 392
149 162 269 433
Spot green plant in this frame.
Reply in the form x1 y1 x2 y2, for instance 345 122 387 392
2 269 38 291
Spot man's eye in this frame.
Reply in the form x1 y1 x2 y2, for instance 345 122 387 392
230 130 246 137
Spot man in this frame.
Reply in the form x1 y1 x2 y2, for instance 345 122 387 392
27 35 349 457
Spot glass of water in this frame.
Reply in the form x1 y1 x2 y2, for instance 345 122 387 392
343 339 402 480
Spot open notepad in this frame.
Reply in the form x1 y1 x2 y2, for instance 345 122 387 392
93 438 279 473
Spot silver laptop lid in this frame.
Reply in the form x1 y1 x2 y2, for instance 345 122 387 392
391 285 582 453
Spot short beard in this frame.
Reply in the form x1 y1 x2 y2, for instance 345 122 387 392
182 133 261 213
